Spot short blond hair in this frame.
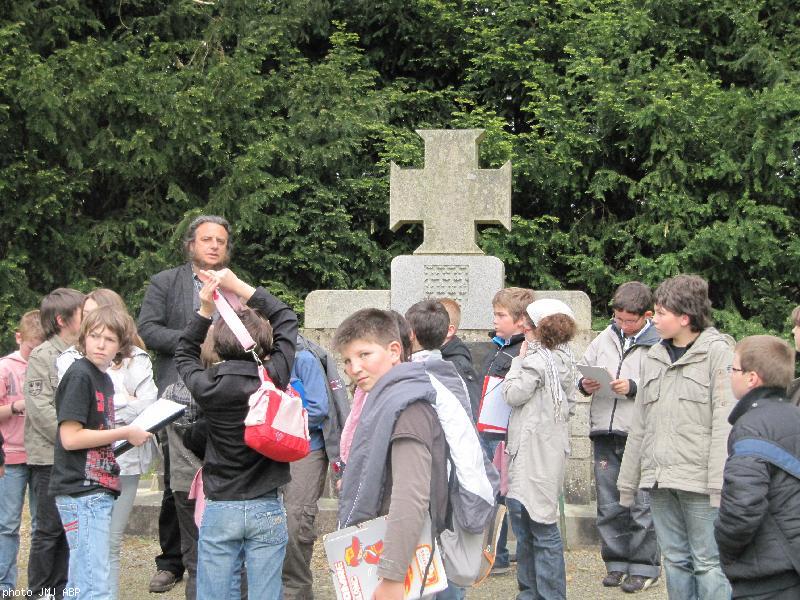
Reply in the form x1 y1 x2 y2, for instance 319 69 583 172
736 335 795 389
18 310 44 343
438 298 461 330
492 287 535 322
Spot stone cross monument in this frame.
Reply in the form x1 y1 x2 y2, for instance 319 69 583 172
389 129 511 255
388 130 509 328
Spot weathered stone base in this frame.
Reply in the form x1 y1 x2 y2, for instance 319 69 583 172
126 490 599 548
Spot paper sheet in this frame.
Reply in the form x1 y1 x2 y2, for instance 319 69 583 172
113 398 186 456
576 364 625 399
477 375 511 433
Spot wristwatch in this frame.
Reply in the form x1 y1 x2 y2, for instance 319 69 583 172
10 401 23 416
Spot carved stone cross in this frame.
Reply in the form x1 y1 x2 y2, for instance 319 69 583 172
389 129 511 255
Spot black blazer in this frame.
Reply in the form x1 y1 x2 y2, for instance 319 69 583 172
138 263 197 395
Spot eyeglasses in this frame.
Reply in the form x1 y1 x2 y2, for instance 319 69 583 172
613 314 644 326
727 365 745 373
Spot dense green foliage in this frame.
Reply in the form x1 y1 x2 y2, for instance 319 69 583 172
2 0 798 352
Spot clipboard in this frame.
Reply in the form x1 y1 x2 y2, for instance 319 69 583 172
477 375 511 433
113 398 186 456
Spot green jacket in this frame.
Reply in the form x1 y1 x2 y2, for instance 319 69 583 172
618 328 735 498
23 335 70 465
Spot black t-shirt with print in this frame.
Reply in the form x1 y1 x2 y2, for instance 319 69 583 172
50 358 121 498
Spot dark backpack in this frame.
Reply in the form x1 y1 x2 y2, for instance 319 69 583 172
296 334 350 470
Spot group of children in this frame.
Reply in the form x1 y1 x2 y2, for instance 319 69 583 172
1 270 800 600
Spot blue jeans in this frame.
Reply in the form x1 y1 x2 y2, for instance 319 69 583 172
650 488 731 600
56 491 115 600
435 581 466 599
0 464 36 592
480 435 509 567
507 498 566 600
197 494 287 600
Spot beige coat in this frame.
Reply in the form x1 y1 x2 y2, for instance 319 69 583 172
617 328 735 498
503 342 575 524
23 335 70 465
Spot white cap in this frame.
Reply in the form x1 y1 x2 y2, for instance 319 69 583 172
526 299 575 326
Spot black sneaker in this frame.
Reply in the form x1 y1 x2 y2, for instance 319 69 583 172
621 575 659 593
490 563 512 575
602 571 627 587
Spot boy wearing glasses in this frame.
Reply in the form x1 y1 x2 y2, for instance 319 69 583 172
715 335 800 599
578 282 662 592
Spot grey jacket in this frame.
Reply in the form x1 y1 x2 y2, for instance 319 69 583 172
339 358 498 534
618 328 735 498
581 321 660 436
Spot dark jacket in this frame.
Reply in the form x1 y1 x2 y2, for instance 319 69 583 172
479 332 526 438
441 335 481 421
174 286 298 501
714 386 800 597
138 263 199 395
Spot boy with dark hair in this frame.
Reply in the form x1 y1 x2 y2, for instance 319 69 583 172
618 274 734 600
405 299 450 359
24 287 84 600
0 310 44 595
480 286 535 573
334 308 496 600
715 335 800 599
438 299 481 421
51 306 152 599
578 282 661 592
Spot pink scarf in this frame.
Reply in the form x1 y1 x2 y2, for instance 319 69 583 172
339 387 368 464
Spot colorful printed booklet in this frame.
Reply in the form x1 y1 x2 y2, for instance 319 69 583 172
323 514 448 599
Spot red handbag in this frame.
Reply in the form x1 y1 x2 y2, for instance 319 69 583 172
243 364 310 462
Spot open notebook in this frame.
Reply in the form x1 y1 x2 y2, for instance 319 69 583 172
112 398 186 456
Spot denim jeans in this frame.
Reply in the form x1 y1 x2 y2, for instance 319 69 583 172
434 581 466 599
507 498 566 600
650 488 731 600
480 435 509 567
197 494 287 600
0 464 36 593
29 465 69 599
593 435 660 578
56 491 115 600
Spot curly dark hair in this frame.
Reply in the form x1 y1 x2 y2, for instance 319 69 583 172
536 314 577 349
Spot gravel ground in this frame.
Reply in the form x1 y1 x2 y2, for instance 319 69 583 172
12 511 666 599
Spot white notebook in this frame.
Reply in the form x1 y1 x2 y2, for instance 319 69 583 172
112 398 186 456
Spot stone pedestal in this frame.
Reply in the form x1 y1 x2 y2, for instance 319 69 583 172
390 255 504 330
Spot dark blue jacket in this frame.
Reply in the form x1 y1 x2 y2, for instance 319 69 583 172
714 386 800 597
